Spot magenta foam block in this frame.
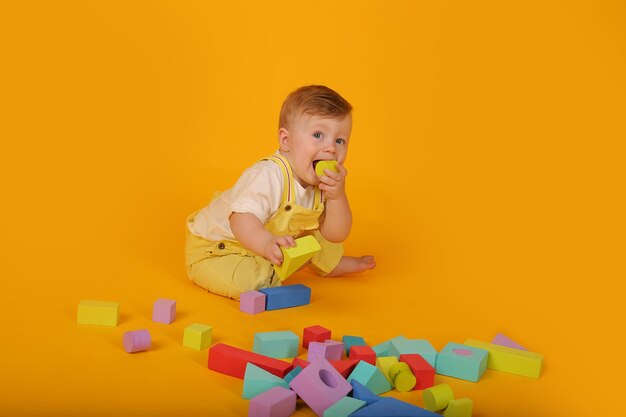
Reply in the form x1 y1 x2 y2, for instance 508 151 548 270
308 340 344 362
123 329 151 353
152 298 176 323
240 291 267 315
289 357 352 416
248 386 297 417
492 333 528 350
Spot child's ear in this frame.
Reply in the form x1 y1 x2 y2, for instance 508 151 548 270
278 127 290 151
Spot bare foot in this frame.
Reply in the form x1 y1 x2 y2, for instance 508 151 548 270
325 255 376 277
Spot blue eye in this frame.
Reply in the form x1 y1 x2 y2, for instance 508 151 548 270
335 138 346 145
313 132 322 139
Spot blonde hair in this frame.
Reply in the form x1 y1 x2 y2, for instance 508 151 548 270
279 85 353 129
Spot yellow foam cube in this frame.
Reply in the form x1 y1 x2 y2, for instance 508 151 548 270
183 323 212 350
315 160 338 177
77 300 119 326
273 235 321 281
464 338 543 379
443 398 473 417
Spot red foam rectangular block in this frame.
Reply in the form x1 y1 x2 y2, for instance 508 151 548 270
400 353 435 390
292 357 310 369
208 343 293 379
329 358 360 378
349 345 376 365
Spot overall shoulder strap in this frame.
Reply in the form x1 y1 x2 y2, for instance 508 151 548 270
262 154 296 204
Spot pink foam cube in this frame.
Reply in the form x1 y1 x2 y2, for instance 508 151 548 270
289 357 352 416
152 298 176 323
248 386 296 417
240 291 266 315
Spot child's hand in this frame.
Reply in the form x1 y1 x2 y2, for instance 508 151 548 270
318 163 348 201
263 234 296 265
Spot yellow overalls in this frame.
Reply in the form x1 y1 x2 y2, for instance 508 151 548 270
185 154 344 299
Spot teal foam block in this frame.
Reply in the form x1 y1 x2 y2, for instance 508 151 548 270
324 396 366 417
253 330 299 358
350 397 440 417
389 338 438 367
342 335 366 356
284 366 302 384
347 361 392 395
258 284 311 310
435 342 488 382
242 363 290 399
350 380 380 406
372 336 405 357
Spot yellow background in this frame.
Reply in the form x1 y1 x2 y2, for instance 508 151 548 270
1 1 624 415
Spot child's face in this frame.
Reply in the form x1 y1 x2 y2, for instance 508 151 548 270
278 113 352 187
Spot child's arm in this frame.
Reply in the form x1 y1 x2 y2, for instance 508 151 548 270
318 163 352 243
230 212 295 265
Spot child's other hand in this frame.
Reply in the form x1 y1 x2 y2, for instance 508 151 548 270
264 235 296 265
318 163 348 201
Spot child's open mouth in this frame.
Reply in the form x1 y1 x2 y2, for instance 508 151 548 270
312 160 321 169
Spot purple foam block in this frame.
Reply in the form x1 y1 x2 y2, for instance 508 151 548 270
123 329 151 353
152 298 176 323
492 333 527 350
324 341 344 361
307 341 327 361
248 386 296 417
240 291 266 315
289 357 352 417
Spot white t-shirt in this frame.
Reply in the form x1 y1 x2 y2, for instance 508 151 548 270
188 158 316 241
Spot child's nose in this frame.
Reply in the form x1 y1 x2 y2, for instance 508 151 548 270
324 141 336 154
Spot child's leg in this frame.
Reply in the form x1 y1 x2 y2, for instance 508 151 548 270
188 254 279 300
323 255 376 277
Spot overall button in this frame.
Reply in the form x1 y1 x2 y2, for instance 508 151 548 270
217 242 225 250
284 204 292 211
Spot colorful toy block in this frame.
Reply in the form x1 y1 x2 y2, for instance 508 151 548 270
350 397 440 417
303 325 331 348
292 357 310 369
258 284 311 310
308 340 344 362
342 335 366 355
375 356 398 384
240 290 266 314
284 366 302 384
349 345 376 365
350 380 380 406
389 338 438 367
152 298 176 324
77 300 119 326
249 386 297 417
435 342 488 382
273 235 321 280
400 354 435 390
347 360 392 395
208 343 293 379
329 359 359 378
243 363 290 399
324 396 366 417
464 338 543 379
182 323 212 350
422 383 454 412
372 336 405 357
315 160 338 177
289 357 352 416
123 329 151 353
443 398 473 417
492 333 527 350
254 331 299 359
388 362 416 392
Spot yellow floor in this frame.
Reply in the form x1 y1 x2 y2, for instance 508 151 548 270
1 1 623 415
